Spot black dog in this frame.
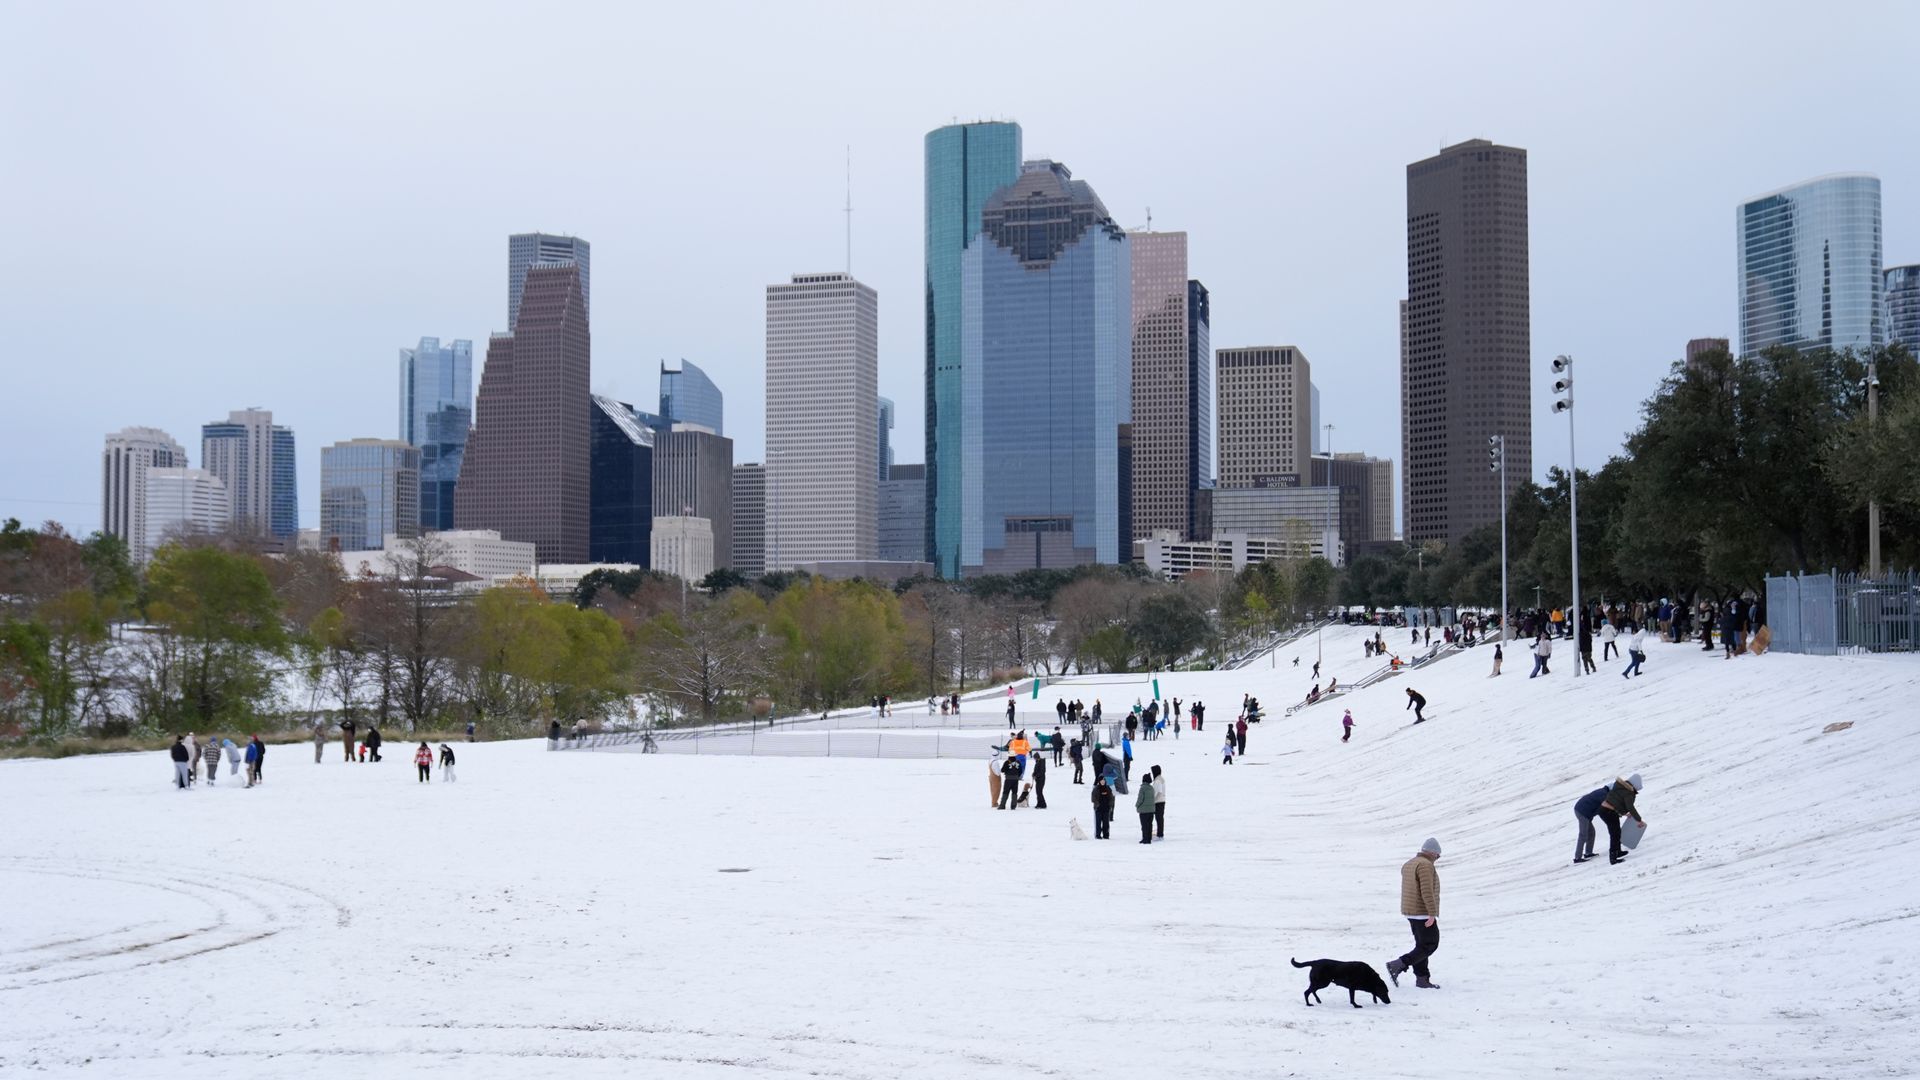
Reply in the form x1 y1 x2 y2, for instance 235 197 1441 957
1291 957 1391 1008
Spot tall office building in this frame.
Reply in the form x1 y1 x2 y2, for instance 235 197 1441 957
1216 347 1313 488
1886 264 1920 351
201 408 297 540
1310 452 1394 548
653 426 734 570
926 120 1023 578
765 272 879 569
879 463 926 563
589 395 655 566
1188 281 1213 499
320 439 420 552
961 160 1131 574
1403 138 1531 546
456 262 592 563
145 468 229 553
1310 384 1322 453
1737 174 1882 356
508 233 591 329
877 396 895 482
659 359 724 435
1129 230 1201 545
102 427 187 564
731 463 766 578
651 516 715 584
398 337 473 531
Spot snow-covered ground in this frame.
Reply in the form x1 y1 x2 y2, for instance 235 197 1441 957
4 628 1918 1078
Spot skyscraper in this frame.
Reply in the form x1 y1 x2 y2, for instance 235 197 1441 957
102 426 187 564
398 337 472 532
1215 347 1312 488
730 463 766 578
765 272 879 570
652 426 734 570
659 359 724 435
145 468 229 553
320 439 420 552
925 120 1023 578
1737 174 1882 356
508 233 591 329
1187 281 1213 538
1128 230 1198 546
877 396 895 482
201 408 298 540
1886 264 1920 351
961 160 1131 575
456 262 592 564
1310 451 1395 548
589 395 654 565
1403 138 1531 546
879 463 926 563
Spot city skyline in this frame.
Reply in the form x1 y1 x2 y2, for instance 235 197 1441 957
7 6 1919 537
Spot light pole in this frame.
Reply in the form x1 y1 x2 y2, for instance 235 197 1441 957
1866 358 1882 577
1488 433 1509 642
1551 355 1580 677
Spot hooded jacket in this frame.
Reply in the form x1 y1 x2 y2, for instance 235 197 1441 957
1135 779 1157 814
1605 778 1643 823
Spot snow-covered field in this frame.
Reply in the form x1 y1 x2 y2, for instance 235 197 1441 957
4 626 1918 1078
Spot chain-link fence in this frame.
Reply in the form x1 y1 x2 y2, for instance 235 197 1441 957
1765 570 1920 654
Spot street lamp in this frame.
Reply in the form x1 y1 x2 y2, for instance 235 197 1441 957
1866 359 1882 577
1488 434 1509 643
1551 355 1581 677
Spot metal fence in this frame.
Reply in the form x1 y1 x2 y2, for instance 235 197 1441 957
1765 571 1920 655
611 729 1007 759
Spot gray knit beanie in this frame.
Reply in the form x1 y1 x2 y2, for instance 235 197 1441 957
1420 837 1442 856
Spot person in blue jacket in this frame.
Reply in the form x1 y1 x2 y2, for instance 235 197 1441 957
1573 774 1645 865
1120 733 1134 780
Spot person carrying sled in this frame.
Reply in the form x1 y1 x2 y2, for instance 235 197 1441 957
1575 774 1646 865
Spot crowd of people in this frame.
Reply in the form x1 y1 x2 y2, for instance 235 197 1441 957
168 719 462 788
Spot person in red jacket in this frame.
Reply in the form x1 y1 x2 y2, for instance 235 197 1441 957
413 741 433 783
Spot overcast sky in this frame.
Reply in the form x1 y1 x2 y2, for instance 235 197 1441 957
5 0 1916 536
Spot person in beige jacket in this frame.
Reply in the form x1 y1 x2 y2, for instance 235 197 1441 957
1386 837 1443 989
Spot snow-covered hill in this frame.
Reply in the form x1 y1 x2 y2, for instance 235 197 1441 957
2 629 1915 1078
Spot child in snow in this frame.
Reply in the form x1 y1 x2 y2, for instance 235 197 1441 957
1342 710 1355 743
438 743 456 781
201 737 222 785
1091 776 1114 839
242 738 259 788
1221 733 1235 764
414 741 433 782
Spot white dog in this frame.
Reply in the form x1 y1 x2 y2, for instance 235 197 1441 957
1068 817 1089 841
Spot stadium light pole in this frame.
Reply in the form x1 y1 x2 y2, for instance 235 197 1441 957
1552 355 1580 677
1488 434 1508 643
1866 358 1882 577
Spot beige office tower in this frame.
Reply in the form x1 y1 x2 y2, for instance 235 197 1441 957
1128 230 1192 543
1403 138 1531 546
1215 347 1312 488
102 426 188 564
764 272 878 570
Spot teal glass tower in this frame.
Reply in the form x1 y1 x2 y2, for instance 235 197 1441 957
925 120 1022 578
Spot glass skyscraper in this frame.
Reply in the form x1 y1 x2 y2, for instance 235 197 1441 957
319 439 420 552
1738 174 1883 356
960 160 1131 575
925 121 1022 578
659 359 724 435
398 337 472 532
201 408 298 540
589 395 654 565
1187 279 1213 529
877 396 894 482
1887 264 1920 352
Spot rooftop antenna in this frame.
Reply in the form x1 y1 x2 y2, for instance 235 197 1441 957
844 145 853 273
1145 206 1152 232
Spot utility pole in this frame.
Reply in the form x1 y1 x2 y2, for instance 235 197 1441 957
1488 434 1509 643
1867 357 1882 577
1552 355 1580 677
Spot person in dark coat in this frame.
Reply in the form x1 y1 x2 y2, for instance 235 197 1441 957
1069 738 1085 784
246 735 266 786
1135 774 1157 844
1091 777 1114 839
170 736 191 789
1193 701 1204 730
363 726 382 762
1031 754 1048 809
1578 621 1596 674
1006 699 1017 729
998 755 1023 810
1234 715 1248 757
340 718 357 762
1050 727 1065 766
1591 774 1646 864
1405 688 1427 723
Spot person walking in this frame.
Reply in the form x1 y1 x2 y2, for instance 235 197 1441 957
1135 772 1158 844
438 743 456 781
1385 838 1443 990
1488 641 1503 677
414 741 433 783
201 737 222 785
1056 698 1067 725
1006 699 1017 729
1529 633 1553 678
242 737 259 788
1069 738 1085 784
1235 715 1248 757
364 725 383 762
1121 733 1134 780
1091 776 1114 839
1593 774 1646 864
224 737 242 777
170 736 191 789
1578 620 1596 675
1149 764 1167 839
184 732 199 785
1220 731 1235 764
312 720 328 764
1622 623 1647 678
1051 727 1065 767
1405 688 1427 724
1031 753 1048 809
1193 700 1204 731
1600 620 1619 662
997 754 1023 810
466 720 476 743
1342 709 1355 743
341 718 357 762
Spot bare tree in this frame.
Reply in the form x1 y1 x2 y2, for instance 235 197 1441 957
635 594 768 724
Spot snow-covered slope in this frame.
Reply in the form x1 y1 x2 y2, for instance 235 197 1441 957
2 632 1916 1078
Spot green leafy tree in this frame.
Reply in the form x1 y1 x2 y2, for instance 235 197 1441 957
143 544 288 731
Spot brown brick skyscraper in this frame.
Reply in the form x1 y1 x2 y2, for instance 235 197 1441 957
1402 139 1530 546
455 262 590 563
